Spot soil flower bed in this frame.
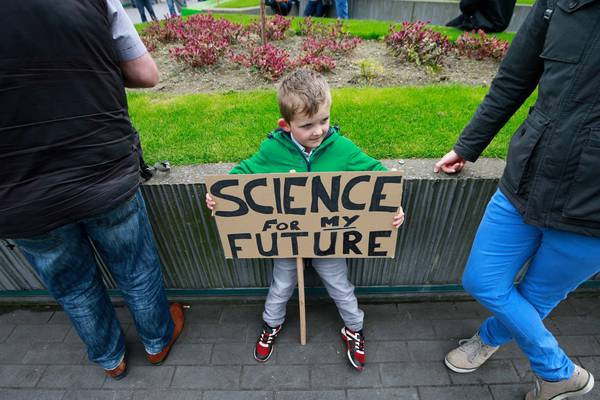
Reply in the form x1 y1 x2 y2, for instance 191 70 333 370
140 14 509 94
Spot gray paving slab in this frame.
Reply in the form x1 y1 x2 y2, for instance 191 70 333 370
172 366 241 389
131 389 200 400
0 324 14 343
0 365 45 387
181 323 248 343
2 300 600 398
419 385 493 400
0 343 30 364
37 365 106 389
0 310 53 324
364 320 436 340
63 390 133 400
22 343 86 365
205 391 272 400
558 335 600 356
431 319 483 340
348 388 419 400
448 360 520 385
47 311 71 324
211 343 261 365
380 361 451 386
6 324 69 344
551 316 600 336
489 384 531 400
361 303 409 321
184 304 223 324
310 363 380 389
277 342 344 365
219 305 262 324
0 388 64 400
406 340 454 362
241 365 309 390
275 390 345 400
368 341 411 363
103 366 175 389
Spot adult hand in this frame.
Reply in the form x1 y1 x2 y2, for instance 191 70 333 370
434 150 466 174
205 193 216 211
392 207 405 228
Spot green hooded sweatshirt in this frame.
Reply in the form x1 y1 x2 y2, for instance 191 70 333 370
230 126 386 174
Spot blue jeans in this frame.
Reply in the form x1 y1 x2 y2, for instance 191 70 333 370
335 0 348 18
462 189 600 381
135 0 157 22
166 0 187 16
303 0 325 17
14 190 173 370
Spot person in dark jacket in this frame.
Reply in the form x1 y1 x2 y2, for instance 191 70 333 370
436 0 600 398
446 0 517 32
266 0 298 16
0 0 184 380
303 0 330 17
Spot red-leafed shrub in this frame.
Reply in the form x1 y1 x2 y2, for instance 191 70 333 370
455 30 509 60
232 43 291 81
247 14 292 41
385 21 452 71
295 53 336 73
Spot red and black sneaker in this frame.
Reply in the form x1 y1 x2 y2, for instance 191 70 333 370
253 323 282 363
341 326 365 371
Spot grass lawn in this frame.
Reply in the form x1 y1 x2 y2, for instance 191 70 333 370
215 0 260 7
129 85 535 165
142 13 516 42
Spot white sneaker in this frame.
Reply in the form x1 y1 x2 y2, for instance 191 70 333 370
525 365 594 400
444 331 499 373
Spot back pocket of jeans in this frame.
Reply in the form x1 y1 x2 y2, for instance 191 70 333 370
562 128 600 222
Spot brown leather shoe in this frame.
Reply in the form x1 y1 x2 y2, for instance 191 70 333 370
105 358 128 380
146 303 185 366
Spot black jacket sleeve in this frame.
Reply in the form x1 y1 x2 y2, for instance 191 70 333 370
454 0 549 162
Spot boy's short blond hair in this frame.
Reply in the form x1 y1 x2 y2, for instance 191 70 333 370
277 69 332 123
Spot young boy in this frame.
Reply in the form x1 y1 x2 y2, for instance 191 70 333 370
206 69 404 371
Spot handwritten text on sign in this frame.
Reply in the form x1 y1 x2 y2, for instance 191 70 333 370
205 171 403 259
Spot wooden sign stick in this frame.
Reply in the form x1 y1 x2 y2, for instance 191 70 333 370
288 169 307 345
297 256 307 345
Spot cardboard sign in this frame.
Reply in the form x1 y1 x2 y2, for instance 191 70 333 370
205 171 403 259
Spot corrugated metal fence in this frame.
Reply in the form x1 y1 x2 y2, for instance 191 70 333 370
2 160 599 298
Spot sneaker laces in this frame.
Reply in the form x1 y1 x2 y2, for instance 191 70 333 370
346 329 365 353
258 325 279 346
458 335 485 363
532 376 542 397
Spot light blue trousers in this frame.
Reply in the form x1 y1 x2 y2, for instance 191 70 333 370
463 189 600 381
263 258 364 331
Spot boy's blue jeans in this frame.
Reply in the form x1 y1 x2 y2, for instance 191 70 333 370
14 190 174 370
463 189 600 381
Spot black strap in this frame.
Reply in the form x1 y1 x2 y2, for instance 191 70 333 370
544 0 556 20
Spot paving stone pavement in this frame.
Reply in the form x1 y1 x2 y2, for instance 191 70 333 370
1 295 599 400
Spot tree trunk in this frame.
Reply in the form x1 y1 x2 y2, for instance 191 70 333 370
260 0 267 45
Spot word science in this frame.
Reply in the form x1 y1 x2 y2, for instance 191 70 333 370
205 171 403 259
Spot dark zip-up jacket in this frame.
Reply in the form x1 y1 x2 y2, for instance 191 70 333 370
454 0 600 237
230 126 386 174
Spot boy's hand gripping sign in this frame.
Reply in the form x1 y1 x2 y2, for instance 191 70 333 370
206 171 403 259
